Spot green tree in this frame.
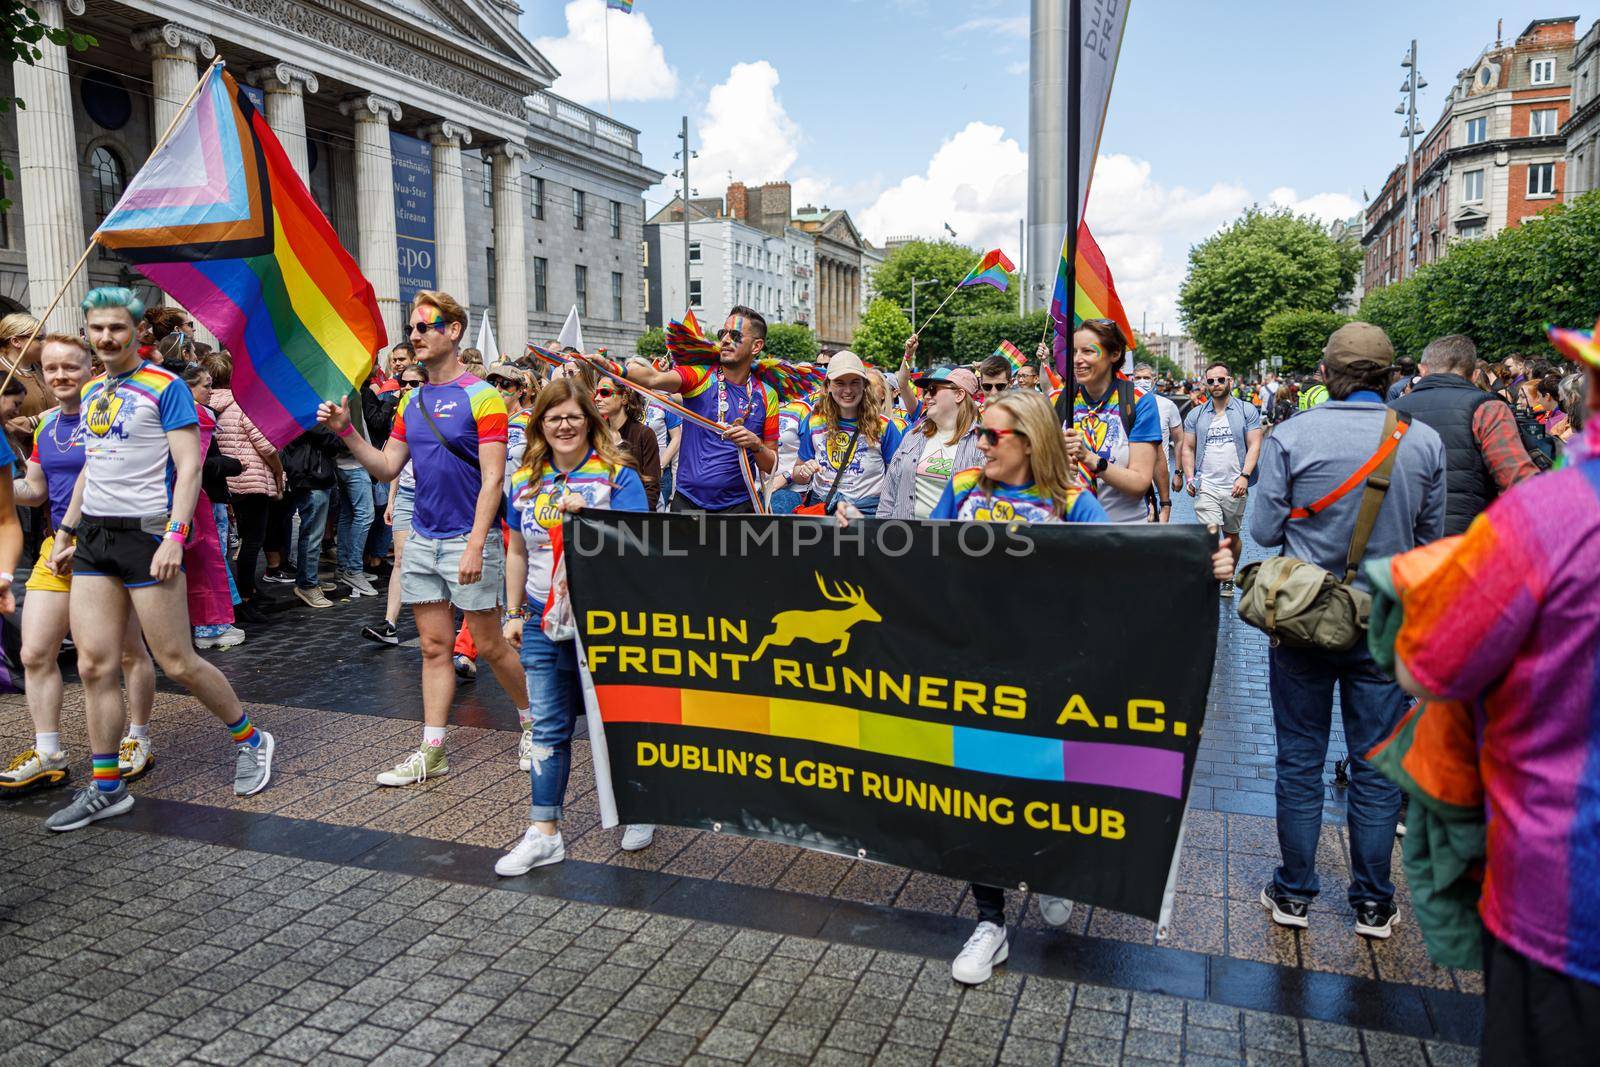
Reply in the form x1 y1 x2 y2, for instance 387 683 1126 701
762 322 819 364
951 311 1051 366
1177 207 1360 368
871 240 1015 366
851 297 912 369
1258 309 1350 374
635 326 666 360
3 3 96 212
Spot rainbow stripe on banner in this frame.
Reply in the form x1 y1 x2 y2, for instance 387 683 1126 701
959 248 1015 292
95 64 385 448
596 684 1186 799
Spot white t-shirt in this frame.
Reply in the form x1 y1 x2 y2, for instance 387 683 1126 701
80 361 198 517
1201 414 1241 489
912 432 960 519
1152 393 1182 462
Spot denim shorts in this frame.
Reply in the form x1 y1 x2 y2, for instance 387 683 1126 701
391 484 414 533
400 531 504 611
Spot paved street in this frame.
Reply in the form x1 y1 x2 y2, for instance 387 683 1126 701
0 497 1484 1065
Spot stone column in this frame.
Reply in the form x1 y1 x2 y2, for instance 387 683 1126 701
133 23 215 135
817 258 829 341
340 94 403 341
14 0 87 329
249 62 318 182
421 122 471 307
489 142 529 357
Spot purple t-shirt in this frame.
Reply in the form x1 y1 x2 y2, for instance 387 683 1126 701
31 409 84 527
672 366 778 510
391 373 508 539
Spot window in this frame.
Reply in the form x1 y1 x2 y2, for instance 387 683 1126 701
1458 222 1486 240
533 257 548 312
1530 58 1555 85
574 265 588 315
687 241 701 263
612 271 623 320
609 200 621 239
573 189 586 230
486 248 496 297
1463 169 1484 202
89 145 126 222
530 177 544 220
1530 109 1559 136
482 175 492 208
688 278 702 307
1465 117 1486 145
1528 161 1555 196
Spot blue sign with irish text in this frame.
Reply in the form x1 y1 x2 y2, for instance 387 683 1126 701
391 131 435 306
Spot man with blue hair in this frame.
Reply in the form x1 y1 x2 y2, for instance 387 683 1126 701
44 287 275 831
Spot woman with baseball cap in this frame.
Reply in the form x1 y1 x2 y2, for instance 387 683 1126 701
789 351 903 515
875 367 983 519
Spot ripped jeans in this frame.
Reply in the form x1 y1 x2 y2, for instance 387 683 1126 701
521 615 583 822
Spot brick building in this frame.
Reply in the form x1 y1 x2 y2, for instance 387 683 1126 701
1363 17 1577 296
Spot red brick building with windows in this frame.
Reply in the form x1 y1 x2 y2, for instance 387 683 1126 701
1363 17 1577 297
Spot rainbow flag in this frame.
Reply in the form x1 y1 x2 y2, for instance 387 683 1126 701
666 313 720 365
607 0 634 10
994 339 1027 373
95 64 384 447
1547 322 1600 368
959 248 1015 291
1049 222 1135 373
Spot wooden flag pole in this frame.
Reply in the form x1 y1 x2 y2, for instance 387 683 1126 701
909 278 966 340
0 57 223 397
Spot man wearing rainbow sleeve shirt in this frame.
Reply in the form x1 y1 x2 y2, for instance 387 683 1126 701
321 291 531 785
1395 337 1600 1064
45 287 274 831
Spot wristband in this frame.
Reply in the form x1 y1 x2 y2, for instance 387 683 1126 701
56 522 77 540
503 608 528 622
0 571 13 585
164 520 191 542
336 423 355 438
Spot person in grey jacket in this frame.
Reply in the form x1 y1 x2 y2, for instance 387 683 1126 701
1249 322 1445 944
877 367 983 519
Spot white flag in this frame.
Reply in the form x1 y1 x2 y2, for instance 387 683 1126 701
475 309 500 363
558 305 584 352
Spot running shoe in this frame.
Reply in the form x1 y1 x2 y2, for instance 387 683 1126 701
376 746 448 786
621 825 656 851
495 826 564 876
235 730 276 796
196 626 246 650
118 736 154 780
1355 900 1399 940
951 922 1008 985
453 654 477 680
294 586 333 609
362 620 400 646
518 727 533 771
46 784 133 831
0 749 70 793
261 568 296 585
339 571 378 598
1260 884 1310 929
1037 895 1074 927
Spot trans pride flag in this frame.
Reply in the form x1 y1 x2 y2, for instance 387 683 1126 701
959 249 1015 292
95 64 385 447
1050 222 1135 374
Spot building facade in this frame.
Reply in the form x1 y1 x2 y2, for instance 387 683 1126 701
643 198 800 332
1567 18 1600 200
1362 17 1577 296
1 0 661 359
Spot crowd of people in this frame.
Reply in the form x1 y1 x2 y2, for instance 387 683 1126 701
0 286 1594 1058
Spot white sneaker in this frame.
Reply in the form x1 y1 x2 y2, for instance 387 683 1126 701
0 748 70 792
495 826 564 876
118 736 154 779
621 824 656 852
518 728 533 771
951 921 1008 985
1038 895 1074 927
196 625 246 650
340 571 378 597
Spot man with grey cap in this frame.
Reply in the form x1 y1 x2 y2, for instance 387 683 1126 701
1250 321 1445 942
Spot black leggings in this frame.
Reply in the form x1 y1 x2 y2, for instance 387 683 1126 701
970 883 1006 926
231 493 272 600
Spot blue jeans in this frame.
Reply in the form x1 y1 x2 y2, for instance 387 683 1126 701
366 480 391 560
520 619 582 821
334 466 374 573
658 466 674 512
1269 642 1408 906
213 501 240 606
293 488 330 590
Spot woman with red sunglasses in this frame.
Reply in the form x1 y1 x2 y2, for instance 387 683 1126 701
592 378 662 510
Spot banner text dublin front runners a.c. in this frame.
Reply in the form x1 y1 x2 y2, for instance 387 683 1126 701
567 513 1219 921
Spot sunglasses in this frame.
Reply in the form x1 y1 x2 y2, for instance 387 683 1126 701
976 427 1022 447
980 382 1009 393
1205 376 1230 385
716 328 743 344
593 387 618 399
407 319 448 336
490 378 520 389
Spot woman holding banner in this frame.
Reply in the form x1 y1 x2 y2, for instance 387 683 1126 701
841 390 1236 984
494 378 650 877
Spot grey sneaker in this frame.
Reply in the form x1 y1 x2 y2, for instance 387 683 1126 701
339 571 378 598
46 784 133 832
234 730 276 796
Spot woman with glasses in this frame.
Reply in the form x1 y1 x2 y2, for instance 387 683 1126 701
494 378 648 876
874 367 983 520
1061 319 1161 524
593 377 662 510
789 352 903 515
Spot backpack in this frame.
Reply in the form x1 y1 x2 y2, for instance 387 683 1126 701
1236 410 1412 652
1515 412 1556 471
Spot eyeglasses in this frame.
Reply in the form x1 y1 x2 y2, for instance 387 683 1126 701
716 328 743 344
543 414 585 428
980 382 1008 393
1205 376 1230 385
407 319 448 336
975 427 1023 447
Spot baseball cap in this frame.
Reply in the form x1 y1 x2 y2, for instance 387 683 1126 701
1322 322 1395 373
912 366 981 400
484 363 528 385
826 350 869 381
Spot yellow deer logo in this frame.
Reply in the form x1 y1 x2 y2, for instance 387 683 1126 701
752 572 882 660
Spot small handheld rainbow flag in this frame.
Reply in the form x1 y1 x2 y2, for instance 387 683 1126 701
1547 322 1600 368
607 0 634 11
994 340 1027 373
959 249 1015 292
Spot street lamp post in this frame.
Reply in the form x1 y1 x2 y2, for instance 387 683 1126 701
1398 41 1426 279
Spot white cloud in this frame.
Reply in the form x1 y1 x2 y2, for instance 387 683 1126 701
693 61 801 187
533 0 677 105
950 16 1028 37
1006 60 1029 76
1267 186 1363 224
857 122 1028 253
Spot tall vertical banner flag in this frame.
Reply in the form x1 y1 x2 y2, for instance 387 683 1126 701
391 131 436 310
95 64 386 447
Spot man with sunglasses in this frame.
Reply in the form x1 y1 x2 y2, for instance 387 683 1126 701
624 304 778 512
977 354 1014 399
1180 362 1263 592
319 291 531 786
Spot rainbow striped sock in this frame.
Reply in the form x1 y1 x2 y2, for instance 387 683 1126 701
92 753 121 793
227 713 260 748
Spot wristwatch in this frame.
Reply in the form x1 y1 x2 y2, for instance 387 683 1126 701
1092 454 1109 475
56 522 78 540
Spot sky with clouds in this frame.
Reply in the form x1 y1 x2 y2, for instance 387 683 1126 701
520 0 1562 329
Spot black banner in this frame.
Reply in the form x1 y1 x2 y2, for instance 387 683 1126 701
567 513 1218 920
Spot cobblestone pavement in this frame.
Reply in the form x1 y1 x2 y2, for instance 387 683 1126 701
0 494 1485 1064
